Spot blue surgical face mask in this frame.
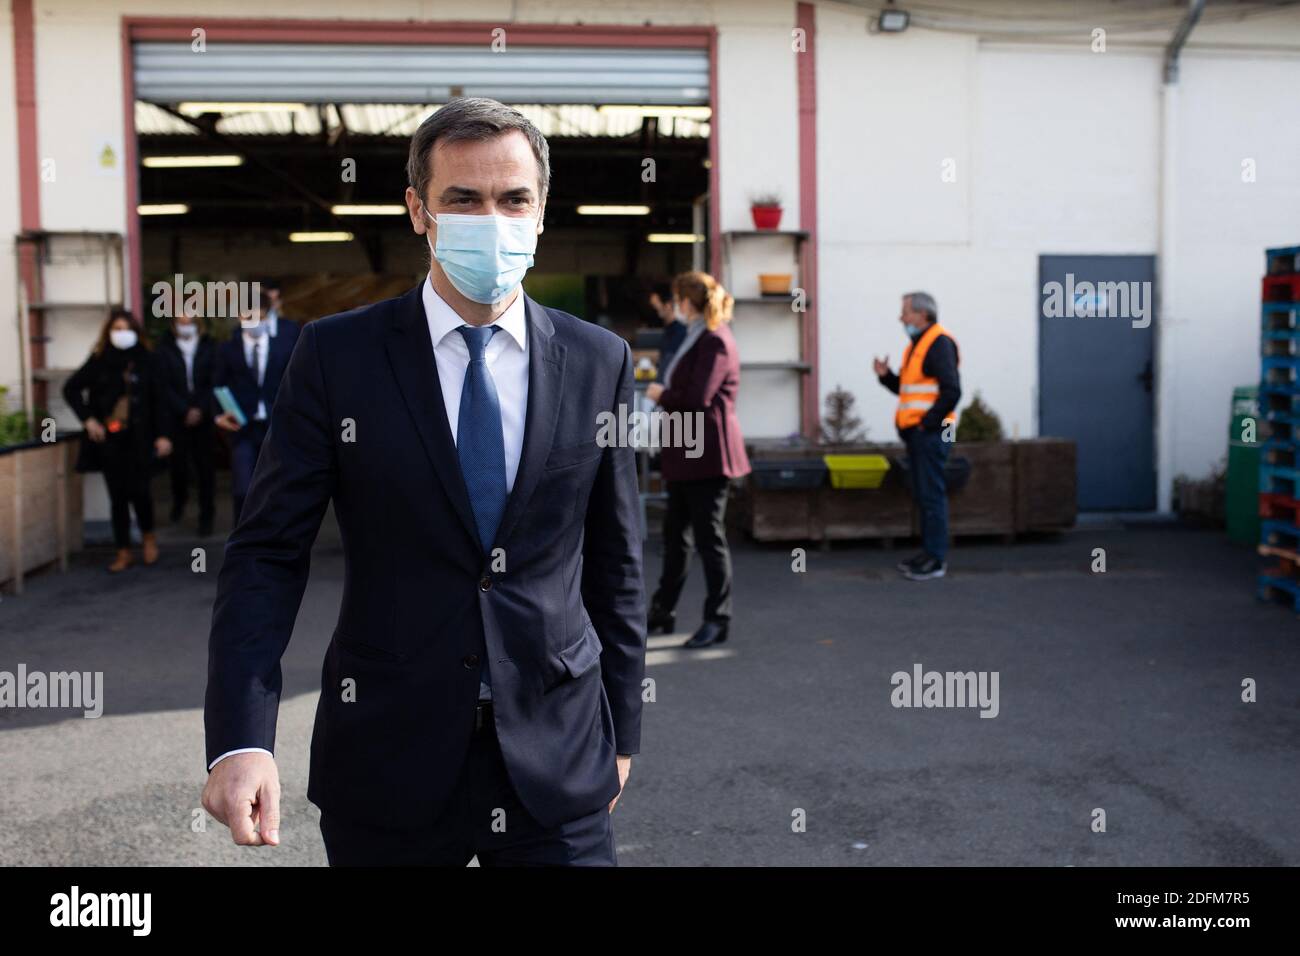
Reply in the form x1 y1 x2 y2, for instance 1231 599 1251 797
904 321 924 340
424 208 538 305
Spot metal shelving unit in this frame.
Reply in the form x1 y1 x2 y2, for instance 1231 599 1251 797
14 231 124 418
1256 244 1300 613
721 228 815 437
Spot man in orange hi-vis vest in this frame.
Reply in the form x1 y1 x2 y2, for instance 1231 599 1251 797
873 292 962 581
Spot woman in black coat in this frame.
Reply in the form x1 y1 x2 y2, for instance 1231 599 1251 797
63 309 174 572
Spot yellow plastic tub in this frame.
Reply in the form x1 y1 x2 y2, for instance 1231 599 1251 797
823 454 890 489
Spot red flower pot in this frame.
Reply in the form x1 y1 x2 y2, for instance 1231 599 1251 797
750 205 783 230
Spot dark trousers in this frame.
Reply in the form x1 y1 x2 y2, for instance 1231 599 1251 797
903 427 951 562
229 420 268 527
318 707 617 867
652 476 734 623
170 421 215 524
101 431 154 549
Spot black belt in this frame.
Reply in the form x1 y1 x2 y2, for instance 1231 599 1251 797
474 700 494 734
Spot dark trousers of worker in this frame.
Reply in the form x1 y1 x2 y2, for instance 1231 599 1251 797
229 419 268 528
652 476 734 623
170 422 215 525
318 706 617 866
903 426 951 562
101 430 155 549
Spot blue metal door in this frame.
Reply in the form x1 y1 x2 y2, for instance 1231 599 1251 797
1038 255 1157 510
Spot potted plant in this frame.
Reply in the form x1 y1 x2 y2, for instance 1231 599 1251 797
749 191 783 230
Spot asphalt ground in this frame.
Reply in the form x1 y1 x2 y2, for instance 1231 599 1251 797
2 499 1297 866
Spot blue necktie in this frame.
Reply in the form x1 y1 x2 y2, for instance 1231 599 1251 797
456 325 507 690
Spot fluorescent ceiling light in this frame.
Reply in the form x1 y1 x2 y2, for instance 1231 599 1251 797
143 154 244 168
598 106 712 120
137 203 189 215
577 205 652 216
289 231 354 243
647 233 703 244
330 204 407 216
178 102 308 115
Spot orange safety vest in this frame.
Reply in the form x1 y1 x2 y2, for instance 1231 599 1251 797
895 323 958 430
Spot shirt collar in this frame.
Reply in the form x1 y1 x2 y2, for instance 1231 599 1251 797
422 276 527 352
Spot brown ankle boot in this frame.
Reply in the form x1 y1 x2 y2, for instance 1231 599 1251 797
108 548 133 573
142 532 159 565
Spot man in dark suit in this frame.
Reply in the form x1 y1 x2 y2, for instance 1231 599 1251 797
156 306 217 535
212 289 295 526
260 277 299 349
649 282 686 381
201 98 646 866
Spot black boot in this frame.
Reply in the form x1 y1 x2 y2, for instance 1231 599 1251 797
683 620 728 649
647 601 676 635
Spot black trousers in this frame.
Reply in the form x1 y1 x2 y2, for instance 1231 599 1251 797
170 421 215 524
318 707 617 867
651 475 734 623
100 431 154 549
229 420 268 527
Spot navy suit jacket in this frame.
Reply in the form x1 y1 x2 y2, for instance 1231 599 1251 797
204 284 647 829
211 327 294 425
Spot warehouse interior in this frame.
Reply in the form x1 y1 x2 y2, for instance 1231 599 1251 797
135 99 710 336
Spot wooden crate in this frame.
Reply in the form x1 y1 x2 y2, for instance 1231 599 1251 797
946 441 1016 537
1013 438 1077 532
817 483 913 540
739 438 1076 543
0 438 84 593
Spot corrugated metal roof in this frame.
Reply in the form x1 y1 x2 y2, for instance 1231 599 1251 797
133 42 710 106
134 101 710 138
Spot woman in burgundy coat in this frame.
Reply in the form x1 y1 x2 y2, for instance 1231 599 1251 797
645 271 751 648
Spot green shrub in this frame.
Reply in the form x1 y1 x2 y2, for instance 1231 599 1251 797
956 392 1004 442
819 384 866 445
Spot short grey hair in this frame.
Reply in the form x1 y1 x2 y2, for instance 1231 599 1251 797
904 291 938 322
406 97 551 205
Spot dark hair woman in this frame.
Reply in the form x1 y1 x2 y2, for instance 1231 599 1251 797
644 270 751 648
63 308 174 572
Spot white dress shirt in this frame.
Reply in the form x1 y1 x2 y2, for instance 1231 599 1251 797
176 334 198 393
208 277 529 771
242 331 269 421
424 277 529 492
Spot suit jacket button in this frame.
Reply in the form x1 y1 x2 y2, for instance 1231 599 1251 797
479 575 493 591
463 654 479 669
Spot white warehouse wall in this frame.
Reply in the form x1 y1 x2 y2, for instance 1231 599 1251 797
12 0 1300 510
814 1 1300 507
1168 51 1300 486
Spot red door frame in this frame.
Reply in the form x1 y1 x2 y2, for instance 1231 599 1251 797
117 14 820 439
119 17 721 305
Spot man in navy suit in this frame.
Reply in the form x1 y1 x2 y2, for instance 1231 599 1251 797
201 98 646 866
212 289 295 526
260 277 299 349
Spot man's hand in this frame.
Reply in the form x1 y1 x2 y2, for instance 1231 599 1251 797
608 755 632 813
201 751 282 846
184 407 203 427
214 412 242 433
84 417 106 443
645 382 664 403
872 356 890 377
154 436 173 458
